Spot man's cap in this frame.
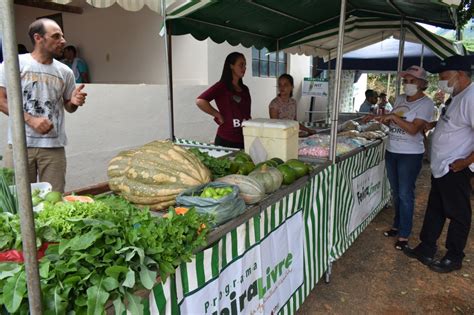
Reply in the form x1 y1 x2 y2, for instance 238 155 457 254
431 55 473 73
365 89 378 98
399 65 428 81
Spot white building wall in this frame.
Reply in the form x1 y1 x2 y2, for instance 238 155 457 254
12 4 207 85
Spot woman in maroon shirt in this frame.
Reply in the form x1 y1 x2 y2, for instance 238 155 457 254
196 52 251 148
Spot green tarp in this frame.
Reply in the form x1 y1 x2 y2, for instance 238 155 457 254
166 0 460 52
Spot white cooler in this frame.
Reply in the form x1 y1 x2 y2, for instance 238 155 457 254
242 118 299 161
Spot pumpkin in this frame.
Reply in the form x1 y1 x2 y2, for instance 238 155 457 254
216 175 265 204
107 140 211 210
248 165 283 194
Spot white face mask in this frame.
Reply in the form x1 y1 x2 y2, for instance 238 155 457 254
438 80 454 94
403 83 418 96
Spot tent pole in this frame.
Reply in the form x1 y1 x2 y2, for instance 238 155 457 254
161 0 175 141
329 0 346 163
420 44 425 68
0 2 43 314
326 0 347 284
276 39 280 94
396 18 405 97
326 52 331 125
387 72 391 98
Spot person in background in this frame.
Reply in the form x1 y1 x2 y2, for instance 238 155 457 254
0 18 87 192
18 44 28 54
62 45 90 83
269 73 315 136
196 52 251 149
359 89 378 113
376 92 393 114
375 65 434 251
404 55 474 273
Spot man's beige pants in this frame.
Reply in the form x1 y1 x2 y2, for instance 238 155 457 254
3 144 66 193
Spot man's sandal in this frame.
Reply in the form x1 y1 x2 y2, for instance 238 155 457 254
383 229 398 237
394 240 408 250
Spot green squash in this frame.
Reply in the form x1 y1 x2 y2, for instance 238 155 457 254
270 157 285 165
216 175 265 204
277 164 297 185
285 159 310 178
249 165 283 193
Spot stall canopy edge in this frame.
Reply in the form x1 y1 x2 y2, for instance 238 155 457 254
161 0 461 52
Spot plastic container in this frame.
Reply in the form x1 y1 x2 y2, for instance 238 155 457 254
9 182 52 212
242 119 299 161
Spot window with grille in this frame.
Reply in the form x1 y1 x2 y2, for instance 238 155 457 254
252 47 287 77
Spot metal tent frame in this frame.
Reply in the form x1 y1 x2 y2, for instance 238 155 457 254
0 0 462 313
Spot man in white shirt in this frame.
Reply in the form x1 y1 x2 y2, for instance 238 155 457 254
404 55 474 273
0 18 87 192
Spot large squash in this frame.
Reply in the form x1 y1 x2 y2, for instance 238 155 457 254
216 175 265 204
248 165 283 194
108 141 211 210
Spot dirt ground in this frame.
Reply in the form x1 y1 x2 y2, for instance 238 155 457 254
298 161 474 315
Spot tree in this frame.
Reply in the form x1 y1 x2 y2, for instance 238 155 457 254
457 0 473 29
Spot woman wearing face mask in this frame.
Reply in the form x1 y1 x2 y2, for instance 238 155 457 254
375 65 434 251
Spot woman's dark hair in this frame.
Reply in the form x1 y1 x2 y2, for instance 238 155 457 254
278 73 294 97
64 45 77 56
220 52 246 92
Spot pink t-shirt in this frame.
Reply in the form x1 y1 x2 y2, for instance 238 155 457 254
269 96 297 120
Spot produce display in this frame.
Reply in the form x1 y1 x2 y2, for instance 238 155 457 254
1 139 315 314
0 195 210 314
176 182 246 226
108 141 211 210
299 120 387 158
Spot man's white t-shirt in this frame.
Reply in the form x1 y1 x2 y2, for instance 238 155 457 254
431 83 474 178
386 94 434 154
0 54 76 147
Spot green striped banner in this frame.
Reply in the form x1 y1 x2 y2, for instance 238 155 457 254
330 140 391 261
149 167 332 315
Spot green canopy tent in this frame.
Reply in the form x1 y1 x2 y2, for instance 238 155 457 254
283 16 462 61
162 0 461 160
161 0 462 283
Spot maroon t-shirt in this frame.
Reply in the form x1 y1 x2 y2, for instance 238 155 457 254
198 81 251 143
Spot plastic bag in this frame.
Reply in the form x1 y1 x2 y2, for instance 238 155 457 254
0 243 52 263
176 182 246 226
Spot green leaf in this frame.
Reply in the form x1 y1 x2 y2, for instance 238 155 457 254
102 277 119 292
69 230 103 252
0 263 22 280
125 292 143 315
4 270 27 313
44 285 68 315
122 269 135 288
105 266 129 280
63 275 82 286
113 297 126 315
39 260 51 278
139 265 157 290
86 285 109 315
